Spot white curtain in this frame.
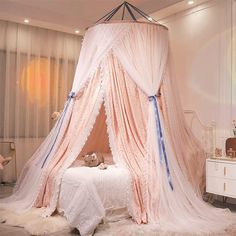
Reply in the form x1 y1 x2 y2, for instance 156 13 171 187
113 24 168 96
0 20 81 181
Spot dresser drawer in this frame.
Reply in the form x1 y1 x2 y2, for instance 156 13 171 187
207 160 236 179
206 176 224 195
206 176 236 197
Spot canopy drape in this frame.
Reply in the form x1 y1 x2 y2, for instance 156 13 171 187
0 22 234 235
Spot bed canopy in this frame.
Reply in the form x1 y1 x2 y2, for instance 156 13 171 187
0 2 233 235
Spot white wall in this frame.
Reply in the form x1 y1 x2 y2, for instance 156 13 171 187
152 0 236 151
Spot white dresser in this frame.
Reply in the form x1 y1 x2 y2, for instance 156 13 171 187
206 158 236 198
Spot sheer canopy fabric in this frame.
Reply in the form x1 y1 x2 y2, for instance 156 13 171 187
72 23 132 92
160 66 206 194
0 22 234 235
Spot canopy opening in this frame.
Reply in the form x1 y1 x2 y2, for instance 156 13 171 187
78 102 111 158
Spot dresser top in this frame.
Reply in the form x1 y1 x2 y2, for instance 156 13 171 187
207 158 236 164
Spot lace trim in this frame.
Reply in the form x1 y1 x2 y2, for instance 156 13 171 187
101 60 120 166
101 57 133 221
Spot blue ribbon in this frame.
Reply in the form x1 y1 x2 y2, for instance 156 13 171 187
41 91 76 168
149 95 174 190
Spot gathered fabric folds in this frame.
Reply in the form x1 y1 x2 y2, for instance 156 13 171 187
0 22 234 235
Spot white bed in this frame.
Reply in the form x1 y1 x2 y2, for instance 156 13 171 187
58 165 132 236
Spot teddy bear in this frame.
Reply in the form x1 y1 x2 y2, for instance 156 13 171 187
83 152 108 170
51 111 62 121
0 154 12 170
83 152 104 167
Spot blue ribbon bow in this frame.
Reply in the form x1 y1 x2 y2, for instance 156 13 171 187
149 95 174 190
41 91 76 168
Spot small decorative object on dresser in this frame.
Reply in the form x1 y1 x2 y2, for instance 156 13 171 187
226 138 236 158
233 119 236 137
215 148 222 157
0 154 12 170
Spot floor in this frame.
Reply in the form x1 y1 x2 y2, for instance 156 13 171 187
1 184 236 236
0 225 79 236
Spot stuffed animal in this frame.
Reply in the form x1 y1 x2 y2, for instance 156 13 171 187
51 111 62 121
0 154 12 170
98 163 108 170
83 152 104 167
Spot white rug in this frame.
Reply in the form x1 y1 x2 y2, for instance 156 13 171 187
1 207 236 236
0 208 72 235
95 218 236 236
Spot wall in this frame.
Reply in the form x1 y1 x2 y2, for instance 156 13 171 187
152 0 236 152
0 138 44 182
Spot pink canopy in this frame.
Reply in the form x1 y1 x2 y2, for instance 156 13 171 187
0 21 233 234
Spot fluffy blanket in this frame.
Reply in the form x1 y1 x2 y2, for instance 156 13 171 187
1 207 236 236
0 208 72 235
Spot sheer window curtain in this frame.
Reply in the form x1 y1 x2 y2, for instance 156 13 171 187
0 20 81 181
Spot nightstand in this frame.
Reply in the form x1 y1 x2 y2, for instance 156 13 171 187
206 158 236 199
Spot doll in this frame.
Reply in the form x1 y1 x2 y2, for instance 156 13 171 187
0 154 12 170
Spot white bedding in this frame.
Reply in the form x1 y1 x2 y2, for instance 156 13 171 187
58 165 132 236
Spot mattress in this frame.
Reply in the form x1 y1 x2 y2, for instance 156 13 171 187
58 165 132 236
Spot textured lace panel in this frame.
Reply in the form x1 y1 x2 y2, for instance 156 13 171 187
103 52 149 223
58 165 131 236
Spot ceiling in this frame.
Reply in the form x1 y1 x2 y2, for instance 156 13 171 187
0 0 184 35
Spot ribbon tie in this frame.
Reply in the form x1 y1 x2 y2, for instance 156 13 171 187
67 91 76 100
41 91 76 168
149 94 173 190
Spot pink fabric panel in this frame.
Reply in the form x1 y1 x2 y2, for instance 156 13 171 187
104 53 233 234
35 69 104 207
105 53 149 223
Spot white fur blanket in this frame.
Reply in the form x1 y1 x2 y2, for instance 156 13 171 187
1 207 236 236
0 207 71 235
